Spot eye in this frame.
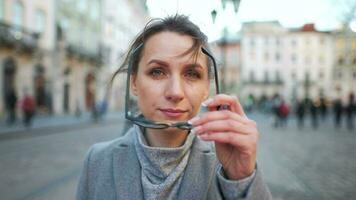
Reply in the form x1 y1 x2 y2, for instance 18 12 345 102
148 68 166 78
184 69 201 80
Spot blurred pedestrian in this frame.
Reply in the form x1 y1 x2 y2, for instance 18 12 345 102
319 96 328 121
96 99 108 121
346 92 355 130
20 91 35 127
76 15 271 199
272 94 281 127
91 100 98 122
333 98 343 129
5 88 17 125
310 100 319 129
278 99 289 127
295 99 305 129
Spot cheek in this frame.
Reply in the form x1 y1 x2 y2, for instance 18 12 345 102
187 83 209 108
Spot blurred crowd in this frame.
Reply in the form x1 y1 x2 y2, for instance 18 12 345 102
243 93 355 130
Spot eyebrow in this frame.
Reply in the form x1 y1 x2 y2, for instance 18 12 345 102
147 59 205 69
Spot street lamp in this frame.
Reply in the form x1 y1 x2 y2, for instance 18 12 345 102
210 0 241 92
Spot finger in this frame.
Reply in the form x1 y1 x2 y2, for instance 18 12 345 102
189 110 250 126
192 119 256 136
198 131 255 148
203 94 247 117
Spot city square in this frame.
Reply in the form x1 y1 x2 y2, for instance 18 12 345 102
0 112 354 199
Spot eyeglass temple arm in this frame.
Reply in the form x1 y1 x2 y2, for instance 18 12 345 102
201 47 221 94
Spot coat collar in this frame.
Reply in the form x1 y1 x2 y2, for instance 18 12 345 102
176 137 218 200
111 127 218 200
112 128 143 200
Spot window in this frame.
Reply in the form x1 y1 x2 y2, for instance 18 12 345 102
35 9 46 33
250 37 255 47
276 38 280 46
77 0 86 12
13 1 24 27
337 71 342 79
264 52 269 62
90 1 99 20
291 39 297 47
305 56 311 65
305 37 310 46
249 71 255 82
319 71 324 79
338 57 344 65
291 71 296 79
291 54 297 64
353 71 356 80
275 71 281 82
319 55 325 64
0 0 4 19
250 51 256 60
264 71 269 83
275 53 280 62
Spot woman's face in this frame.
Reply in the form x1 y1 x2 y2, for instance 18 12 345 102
131 31 210 124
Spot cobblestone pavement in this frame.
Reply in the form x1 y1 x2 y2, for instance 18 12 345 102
0 120 125 200
253 112 356 200
0 112 355 200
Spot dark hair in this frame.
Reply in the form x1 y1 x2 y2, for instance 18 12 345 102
109 14 210 85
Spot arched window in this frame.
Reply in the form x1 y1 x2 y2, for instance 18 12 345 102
0 0 4 19
34 9 46 34
12 1 24 27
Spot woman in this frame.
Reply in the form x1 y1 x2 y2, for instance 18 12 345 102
77 15 271 200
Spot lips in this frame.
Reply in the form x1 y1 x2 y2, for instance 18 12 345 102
159 108 187 118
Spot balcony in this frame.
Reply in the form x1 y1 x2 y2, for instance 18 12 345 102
0 21 40 54
66 44 104 66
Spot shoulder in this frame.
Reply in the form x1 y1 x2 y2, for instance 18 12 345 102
86 128 136 163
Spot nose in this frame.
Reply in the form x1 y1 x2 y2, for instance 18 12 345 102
164 75 184 103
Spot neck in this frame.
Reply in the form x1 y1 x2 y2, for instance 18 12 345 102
145 128 189 148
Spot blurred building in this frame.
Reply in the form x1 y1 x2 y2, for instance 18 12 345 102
286 24 333 101
211 30 242 93
240 21 287 99
102 0 149 110
0 0 149 118
240 21 335 102
54 0 104 114
0 0 56 116
332 26 356 102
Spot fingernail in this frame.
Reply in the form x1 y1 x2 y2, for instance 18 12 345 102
202 98 213 107
188 116 199 125
190 126 202 135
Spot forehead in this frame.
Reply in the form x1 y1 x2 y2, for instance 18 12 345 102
140 31 207 65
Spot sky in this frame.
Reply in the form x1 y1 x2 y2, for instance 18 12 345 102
146 0 355 41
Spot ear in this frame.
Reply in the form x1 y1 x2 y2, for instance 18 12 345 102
130 74 138 96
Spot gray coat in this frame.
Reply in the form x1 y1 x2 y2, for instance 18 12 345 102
76 128 271 200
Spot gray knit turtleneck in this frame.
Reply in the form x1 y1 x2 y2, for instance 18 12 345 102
134 126 195 200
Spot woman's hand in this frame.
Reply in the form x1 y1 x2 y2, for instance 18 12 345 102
189 94 258 180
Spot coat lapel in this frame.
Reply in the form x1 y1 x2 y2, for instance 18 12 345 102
112 130 143 200
177 138 218 200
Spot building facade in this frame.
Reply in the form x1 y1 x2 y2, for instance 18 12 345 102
332 27 356 102
0 0 150 120
102 0 149 110
240 21 287 100
211 32 242 94
0 0 56 117
240 21 335 103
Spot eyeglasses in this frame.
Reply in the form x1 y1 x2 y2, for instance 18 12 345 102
125 44 221 130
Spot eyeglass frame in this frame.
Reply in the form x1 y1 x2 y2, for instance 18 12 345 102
124 43 221 130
